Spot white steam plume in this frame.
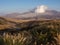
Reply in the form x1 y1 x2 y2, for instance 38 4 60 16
35 5 48 13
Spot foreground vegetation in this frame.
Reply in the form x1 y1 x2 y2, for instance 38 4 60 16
0 17 60 45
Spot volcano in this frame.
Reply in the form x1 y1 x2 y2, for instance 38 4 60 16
3 5 60 20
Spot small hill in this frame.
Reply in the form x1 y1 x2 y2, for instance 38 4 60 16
0 17 30 30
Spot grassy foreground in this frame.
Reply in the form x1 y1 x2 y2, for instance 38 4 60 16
0 18 60 45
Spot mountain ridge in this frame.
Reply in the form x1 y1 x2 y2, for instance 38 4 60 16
1 5 60 20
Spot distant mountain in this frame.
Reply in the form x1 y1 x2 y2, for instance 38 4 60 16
3 5 60 20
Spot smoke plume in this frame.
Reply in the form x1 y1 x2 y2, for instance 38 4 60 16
35 5 48 13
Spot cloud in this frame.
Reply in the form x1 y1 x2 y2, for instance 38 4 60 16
35 5 48 13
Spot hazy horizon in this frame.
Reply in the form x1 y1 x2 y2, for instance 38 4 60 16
0 0 60 14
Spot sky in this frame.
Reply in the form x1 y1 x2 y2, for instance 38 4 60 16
0 0 60 14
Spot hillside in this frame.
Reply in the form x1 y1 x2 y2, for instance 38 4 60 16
0 17 60 45
0 17 60 31
0 17 30 30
